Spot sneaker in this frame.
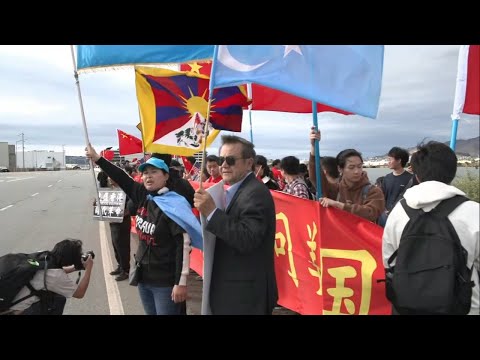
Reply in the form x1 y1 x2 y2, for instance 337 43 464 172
110 267 122 276
115 272 129 281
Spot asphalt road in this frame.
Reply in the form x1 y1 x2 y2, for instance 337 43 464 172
0 170 297 316
0 170 144 315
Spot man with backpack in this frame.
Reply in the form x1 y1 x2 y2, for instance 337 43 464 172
382 141 479 315
0 238 94 315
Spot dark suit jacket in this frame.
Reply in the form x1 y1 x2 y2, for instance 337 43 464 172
206 173 278 315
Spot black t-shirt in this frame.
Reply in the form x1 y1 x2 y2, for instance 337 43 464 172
382 171 414 211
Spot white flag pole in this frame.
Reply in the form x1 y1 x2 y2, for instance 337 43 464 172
198 45 220 191
450 45 469 151
69 45 103 220
247 83 254 143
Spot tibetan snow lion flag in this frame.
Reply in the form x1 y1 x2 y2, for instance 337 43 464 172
135 66 249 156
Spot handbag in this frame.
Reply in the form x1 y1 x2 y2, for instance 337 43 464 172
129 245 149 286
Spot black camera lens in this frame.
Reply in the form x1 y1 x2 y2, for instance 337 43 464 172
81 250 95 261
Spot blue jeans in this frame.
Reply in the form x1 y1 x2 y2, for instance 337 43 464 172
138 282 186 315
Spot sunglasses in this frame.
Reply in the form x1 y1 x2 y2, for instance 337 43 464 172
218 156 246 166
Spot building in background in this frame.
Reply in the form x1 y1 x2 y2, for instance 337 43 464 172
15 150 65 171
0 142 16 171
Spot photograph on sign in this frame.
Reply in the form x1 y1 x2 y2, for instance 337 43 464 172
93 188 127 223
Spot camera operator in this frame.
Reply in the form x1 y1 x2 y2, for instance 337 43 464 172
7 239 94 315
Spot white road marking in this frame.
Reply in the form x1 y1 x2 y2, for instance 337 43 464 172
99 221 125 315
48 185 53 188
6 177 35 182
31 192 39 197
0 205 13 211
57 179 62 182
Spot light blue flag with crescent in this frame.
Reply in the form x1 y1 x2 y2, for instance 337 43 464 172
210 45 384 119
147 192 203 250
76 45 214 71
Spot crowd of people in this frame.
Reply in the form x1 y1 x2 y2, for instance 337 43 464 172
3 129 478 316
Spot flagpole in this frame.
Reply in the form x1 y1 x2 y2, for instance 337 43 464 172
199 45 220 191
312 101 322 199
69 45 103 220
136 104 148 161
247 83 254 143
450 119 459 150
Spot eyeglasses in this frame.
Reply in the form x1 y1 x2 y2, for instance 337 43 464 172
218 156 246 166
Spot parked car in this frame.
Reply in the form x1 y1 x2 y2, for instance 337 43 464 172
0 166 9 172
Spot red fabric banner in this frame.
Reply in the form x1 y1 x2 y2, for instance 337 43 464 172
117 129 143 155
318 203 391 315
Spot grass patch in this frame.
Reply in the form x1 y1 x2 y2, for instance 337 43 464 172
453 171 479 203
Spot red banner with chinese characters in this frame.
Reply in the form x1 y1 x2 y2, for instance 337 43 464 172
269 191 390 315
131 181 391 314
317 202 391 315
272 191 324 314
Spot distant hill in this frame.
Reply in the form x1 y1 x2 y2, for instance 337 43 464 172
375 137 479 158
446 136 479 157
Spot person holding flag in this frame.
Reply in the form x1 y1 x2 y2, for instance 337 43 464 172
194 135 278 315
308 128 385 222
86 144 202 315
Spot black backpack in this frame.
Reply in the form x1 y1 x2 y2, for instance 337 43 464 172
384 195 475 315
0 251 55 313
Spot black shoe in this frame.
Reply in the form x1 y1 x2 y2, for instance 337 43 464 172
115 272 129 281
110 267 122 276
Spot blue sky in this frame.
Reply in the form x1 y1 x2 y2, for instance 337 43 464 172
0 45 478 159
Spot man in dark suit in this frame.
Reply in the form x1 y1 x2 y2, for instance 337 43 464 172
194 135 278 315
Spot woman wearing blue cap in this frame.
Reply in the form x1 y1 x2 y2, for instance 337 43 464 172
86 144 202 315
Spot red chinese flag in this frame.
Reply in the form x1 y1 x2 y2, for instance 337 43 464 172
117 129 143 155
180 156 193 173
180 61 212 76
100 149 114 161
464 45 479 115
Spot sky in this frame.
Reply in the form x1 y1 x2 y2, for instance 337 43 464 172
0 45 478 160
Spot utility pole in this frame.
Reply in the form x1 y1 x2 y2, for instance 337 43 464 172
18 133 25 171
62 144 66 170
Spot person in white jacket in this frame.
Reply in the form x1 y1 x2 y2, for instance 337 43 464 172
382 141 479 315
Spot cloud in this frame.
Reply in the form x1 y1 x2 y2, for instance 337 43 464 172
0 45 478 159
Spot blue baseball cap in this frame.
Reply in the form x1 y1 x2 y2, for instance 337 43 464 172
138 158 170 173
